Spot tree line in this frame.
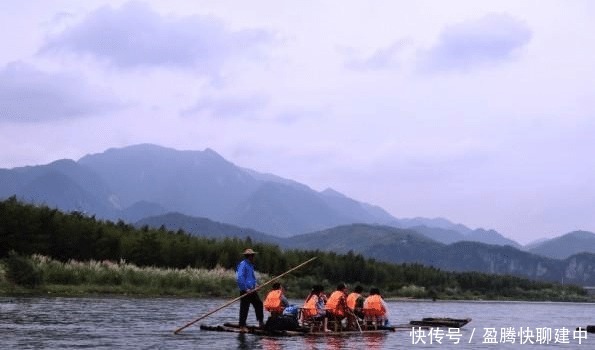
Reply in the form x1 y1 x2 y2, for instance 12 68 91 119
0 197 587 300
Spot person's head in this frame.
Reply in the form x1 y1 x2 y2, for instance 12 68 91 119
369 287 381 296
311 284 323 295
307 284 323 301
336 283 346 291
354 285 363 294
272 282 282 290
242 248 257 260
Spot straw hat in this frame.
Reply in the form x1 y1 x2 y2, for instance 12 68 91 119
242 248 257 255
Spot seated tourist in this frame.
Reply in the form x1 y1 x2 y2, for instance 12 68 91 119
264 282 289 317
346 285 365 319
363 287 389 326
301 284 330 332
327 283 360 331
325 283 349 317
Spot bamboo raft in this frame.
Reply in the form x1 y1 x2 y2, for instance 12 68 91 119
199 322 398 336
200 317 472 337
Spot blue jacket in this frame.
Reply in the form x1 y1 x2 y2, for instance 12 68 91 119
236 259 257 291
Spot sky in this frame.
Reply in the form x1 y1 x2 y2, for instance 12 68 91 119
1 1 594 244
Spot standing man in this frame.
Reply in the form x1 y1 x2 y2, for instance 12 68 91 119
236 248 265 331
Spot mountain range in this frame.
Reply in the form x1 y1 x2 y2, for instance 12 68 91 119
1 143 500 241
136 213 595 285
2 144 396 237
2 143 595 284
526 231 595 260
283 224 595 285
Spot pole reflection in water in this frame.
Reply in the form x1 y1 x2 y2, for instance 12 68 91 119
236 333 260 350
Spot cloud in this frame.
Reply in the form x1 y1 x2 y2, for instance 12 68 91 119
342 40 408 71
418 13 532 73
181 94 268 119
0 62 123 122
40 1 273 73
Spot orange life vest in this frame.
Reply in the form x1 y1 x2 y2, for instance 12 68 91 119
325 290 346 316
302 294 319 318
264 290 284 313
346 292 361 310
364 294 386 316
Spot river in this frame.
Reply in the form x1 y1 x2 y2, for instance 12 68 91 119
1 296 593 349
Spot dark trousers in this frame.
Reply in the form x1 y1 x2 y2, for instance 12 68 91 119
239 291 264 326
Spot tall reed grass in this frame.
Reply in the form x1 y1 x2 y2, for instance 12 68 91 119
2 255 247 297
0 263 8 290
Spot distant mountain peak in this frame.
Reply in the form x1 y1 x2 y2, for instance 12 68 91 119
321 188 347 198
527 230 595 259
566 230 595 239
48 159 77 166
79 143 174 162
202 147 226 161
109 143 172 153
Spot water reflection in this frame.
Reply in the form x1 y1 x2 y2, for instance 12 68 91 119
259 333 388 350
302 335 343 350
323 336 348 349
363 333 387 350
260 337 284 350
2 297 593 350
236 333 260 350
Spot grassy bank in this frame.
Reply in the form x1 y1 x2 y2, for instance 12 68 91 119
0 254 241 297
0 254 591 302
0 254 322 298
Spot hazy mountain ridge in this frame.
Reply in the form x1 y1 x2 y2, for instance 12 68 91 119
390 217 474 235
283 223 440 255
527 231 595 259
134 213 595 285
78 144 260 222
394 222 521 248
281 224 595 285
0 144 396 237
1 143 585 251
11 159 116 218
136 212 283 245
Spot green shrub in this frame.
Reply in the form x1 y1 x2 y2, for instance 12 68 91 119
4 251 42 287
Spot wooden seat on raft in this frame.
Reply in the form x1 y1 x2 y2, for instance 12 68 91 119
325 311 344 332
362 308 385 330
299 308 325 332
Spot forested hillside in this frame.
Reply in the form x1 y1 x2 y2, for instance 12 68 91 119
0 197 587 301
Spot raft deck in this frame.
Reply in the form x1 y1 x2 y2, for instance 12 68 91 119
199 322 399 337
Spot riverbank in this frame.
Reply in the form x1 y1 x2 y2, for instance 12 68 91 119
1 254 592 302
0 254 239 298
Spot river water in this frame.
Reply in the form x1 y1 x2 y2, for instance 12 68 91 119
1 296 593 349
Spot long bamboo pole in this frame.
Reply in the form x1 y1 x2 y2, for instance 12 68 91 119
347 309 362 333
173 256 317 334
